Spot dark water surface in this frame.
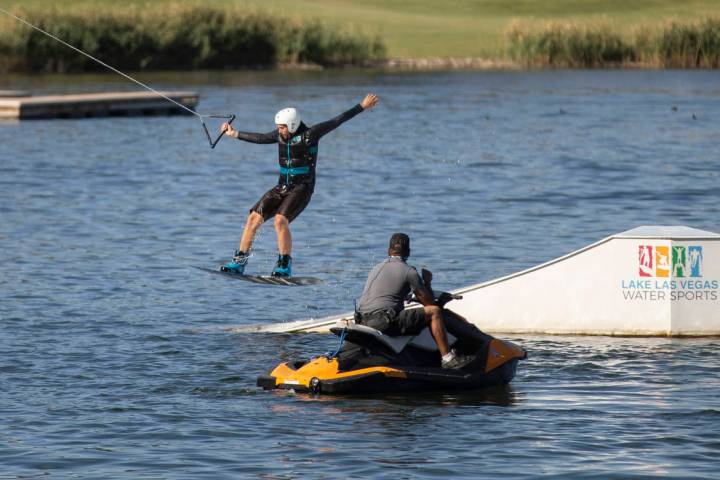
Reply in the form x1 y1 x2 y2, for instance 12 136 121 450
1 70 719 478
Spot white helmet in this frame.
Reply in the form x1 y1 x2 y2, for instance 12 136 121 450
275 107 301 134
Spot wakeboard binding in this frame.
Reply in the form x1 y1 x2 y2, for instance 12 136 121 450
271 254 292 277
221 250 248 274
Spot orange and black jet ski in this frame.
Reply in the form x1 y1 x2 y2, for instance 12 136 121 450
257 296 526 395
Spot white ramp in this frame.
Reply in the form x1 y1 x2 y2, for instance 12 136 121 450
451 226 720 336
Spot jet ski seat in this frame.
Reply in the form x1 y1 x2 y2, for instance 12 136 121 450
331 322 457 355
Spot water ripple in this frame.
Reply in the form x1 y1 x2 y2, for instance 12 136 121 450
1 70 719 478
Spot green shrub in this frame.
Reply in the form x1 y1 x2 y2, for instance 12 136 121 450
509 22 635 68
508 18 720 68
0 4 386 73
659 18 720 68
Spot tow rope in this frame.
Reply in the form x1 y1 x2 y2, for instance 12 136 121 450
0 7 234 149
326 327 347 359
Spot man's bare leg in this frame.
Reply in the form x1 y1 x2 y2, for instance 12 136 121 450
424 305 450 356
239 211 264 253
426 305 474 369
274 214 292 256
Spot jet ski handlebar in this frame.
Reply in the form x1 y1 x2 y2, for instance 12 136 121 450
408 291 462 307
437 291 462 307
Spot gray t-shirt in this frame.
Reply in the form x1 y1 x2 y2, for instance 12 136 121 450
356 257 424 314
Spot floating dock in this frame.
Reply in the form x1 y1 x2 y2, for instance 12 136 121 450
0 90 30 98
239 226 720 337
0 91 198 119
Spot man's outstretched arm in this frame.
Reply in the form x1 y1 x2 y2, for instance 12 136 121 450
308 93 379 141
222 123 278 144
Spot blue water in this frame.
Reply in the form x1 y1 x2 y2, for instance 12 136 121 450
1 70 719 478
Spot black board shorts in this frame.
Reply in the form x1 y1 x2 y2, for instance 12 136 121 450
356 307 428 336
251 183 313 223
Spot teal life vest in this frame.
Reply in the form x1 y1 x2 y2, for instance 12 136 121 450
277 124 318 187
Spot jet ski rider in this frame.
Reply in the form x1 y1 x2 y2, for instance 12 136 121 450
355 233 475 369
220 93 380 277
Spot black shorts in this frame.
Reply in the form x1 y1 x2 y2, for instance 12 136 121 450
251 183 313 223
356 307 428 336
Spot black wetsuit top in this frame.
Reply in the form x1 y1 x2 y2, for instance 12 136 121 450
234 104 364 189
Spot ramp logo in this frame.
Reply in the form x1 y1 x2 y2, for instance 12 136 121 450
624 244 716 302
638 245 703 278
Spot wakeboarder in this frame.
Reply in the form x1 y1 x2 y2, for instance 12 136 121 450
220 93 379 277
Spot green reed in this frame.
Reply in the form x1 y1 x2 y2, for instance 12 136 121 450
0 4 386 73
508 22 636 68
508 18 720 68
658 18 720 68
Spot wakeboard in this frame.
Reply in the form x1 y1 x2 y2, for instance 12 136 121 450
195 266 323 286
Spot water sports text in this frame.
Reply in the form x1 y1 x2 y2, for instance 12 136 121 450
620 279 719 301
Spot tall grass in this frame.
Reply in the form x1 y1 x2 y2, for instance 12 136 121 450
0 4 386 73
508 22 635 68
658 18 720 68
509 18 720 68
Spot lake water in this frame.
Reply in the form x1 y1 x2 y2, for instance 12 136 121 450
1 69 719 478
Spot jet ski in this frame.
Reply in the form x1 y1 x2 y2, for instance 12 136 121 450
257 293 527 394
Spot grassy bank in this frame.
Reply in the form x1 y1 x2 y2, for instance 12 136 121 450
0 4 385 73
1 1 720 71
5 0 720 60
509 18 720 68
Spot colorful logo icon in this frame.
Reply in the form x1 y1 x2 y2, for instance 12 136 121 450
639 245 702 277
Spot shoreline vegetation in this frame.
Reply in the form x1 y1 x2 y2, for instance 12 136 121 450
509 19 720 69
0 5 386 73
1 5 718 73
